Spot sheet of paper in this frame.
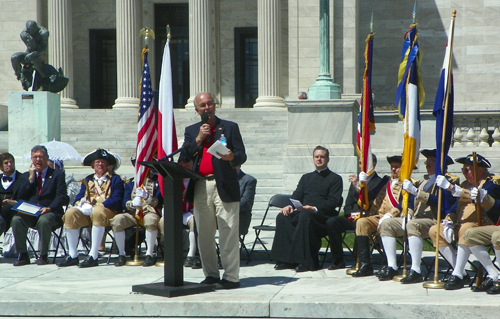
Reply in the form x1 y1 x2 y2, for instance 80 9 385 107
290 198 303 209
207 140 230 159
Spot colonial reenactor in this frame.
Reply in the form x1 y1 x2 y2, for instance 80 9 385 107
432 153 500 290
464 225 500 293
122 159 162 267
351 155 414 278
379 149 458 283
58 149 124 268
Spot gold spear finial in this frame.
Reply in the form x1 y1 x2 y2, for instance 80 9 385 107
167 25 171 41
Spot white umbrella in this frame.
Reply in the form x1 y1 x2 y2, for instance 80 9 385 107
23 139 83 162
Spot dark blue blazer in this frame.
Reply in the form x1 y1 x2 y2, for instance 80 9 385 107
74 174 124 212
17 167 67 215
181 116 246 203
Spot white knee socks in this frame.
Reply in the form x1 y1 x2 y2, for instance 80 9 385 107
381 236 398 270
145 230 158 257
408 236 423 273
89 226 106 259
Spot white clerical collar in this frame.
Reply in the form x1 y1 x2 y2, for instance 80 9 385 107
315 168 328 173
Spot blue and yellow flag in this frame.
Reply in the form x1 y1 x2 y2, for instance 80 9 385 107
395 25 424 217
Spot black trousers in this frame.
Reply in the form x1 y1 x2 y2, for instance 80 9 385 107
0 203 16 234
11 212 61 255
271 211 329 270
326 216 355 263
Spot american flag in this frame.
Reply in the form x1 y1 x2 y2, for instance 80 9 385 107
135 48 158 223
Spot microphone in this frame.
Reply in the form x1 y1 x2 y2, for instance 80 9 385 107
158 142 191 161
201 112 210 143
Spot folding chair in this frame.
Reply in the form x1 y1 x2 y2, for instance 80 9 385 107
248 194 292 261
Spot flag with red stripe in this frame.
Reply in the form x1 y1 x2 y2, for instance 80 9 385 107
357 33 376 211
134 47 158 224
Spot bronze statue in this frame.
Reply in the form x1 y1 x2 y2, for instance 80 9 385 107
11 20 68 93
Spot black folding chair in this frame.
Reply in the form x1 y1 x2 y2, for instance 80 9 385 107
248 194 292 261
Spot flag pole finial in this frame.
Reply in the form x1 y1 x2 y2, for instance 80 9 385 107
412 1 417 24
139 27 155 48
452 9 457 17
370 12 374 33
167 25 171 41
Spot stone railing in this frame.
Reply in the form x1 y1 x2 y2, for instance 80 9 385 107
452 111 500 148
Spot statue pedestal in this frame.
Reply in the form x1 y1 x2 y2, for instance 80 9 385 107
283 99 359 195
8 92 61 160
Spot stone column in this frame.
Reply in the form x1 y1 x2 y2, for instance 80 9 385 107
187 0 217 108
308 0 341 99
342 0 359 94
254 0 284 107
113 0 141 108
48 0 77 108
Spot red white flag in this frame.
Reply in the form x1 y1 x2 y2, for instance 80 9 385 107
157 38 178 195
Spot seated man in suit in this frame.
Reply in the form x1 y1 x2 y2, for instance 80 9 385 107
58 149 124 268
235 165 257 236
12 145 67 266
0 152 23 235
325 154 382 270
271 146 343 272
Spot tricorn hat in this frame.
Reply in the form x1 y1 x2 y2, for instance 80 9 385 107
455 153 491 168
82 149 116 166
386 155 402 164
420 149 454 166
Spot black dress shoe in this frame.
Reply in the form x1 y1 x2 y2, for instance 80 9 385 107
400 269 423 284
274 262 295 270
472 277 495 292
114 255 127 267
79 256 99 268
378 267 399 281
295 264 310 272
214 279 240 290
376 265 388 278
191 259 202 269
328 261 346 270
57 256 79 267
143 255 155 267
487 282 500 294
351 263 373 277
184 256 195 267
462 273 471 285
444 275 464 290
200 276 220 285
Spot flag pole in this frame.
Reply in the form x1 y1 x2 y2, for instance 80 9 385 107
126 27 156 267
423 10 456 289
472 152 484 287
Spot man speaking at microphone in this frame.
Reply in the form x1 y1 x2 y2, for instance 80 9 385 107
181 92 246 289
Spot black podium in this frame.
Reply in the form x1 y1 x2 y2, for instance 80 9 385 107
131 161 214 297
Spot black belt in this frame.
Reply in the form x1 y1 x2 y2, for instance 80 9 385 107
205 175 216 181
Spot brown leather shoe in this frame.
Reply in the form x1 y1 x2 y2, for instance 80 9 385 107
36 255 49 265
13 253 30 266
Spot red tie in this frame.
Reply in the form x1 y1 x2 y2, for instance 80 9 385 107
37 172 43 195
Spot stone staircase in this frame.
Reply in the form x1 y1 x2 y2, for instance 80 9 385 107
59 107 289 218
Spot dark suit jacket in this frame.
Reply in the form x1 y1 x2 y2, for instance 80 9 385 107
74 173 125 212
238 170 257 235
343 172 382 218
0 170 23 202
181 116 247 203
17 167 67 216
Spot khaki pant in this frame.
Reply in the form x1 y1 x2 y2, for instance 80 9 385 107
355 215 380 236
63 205 116 229
194 179 240 283
429 222 478 247
464 225 500 248
406 218 435 239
